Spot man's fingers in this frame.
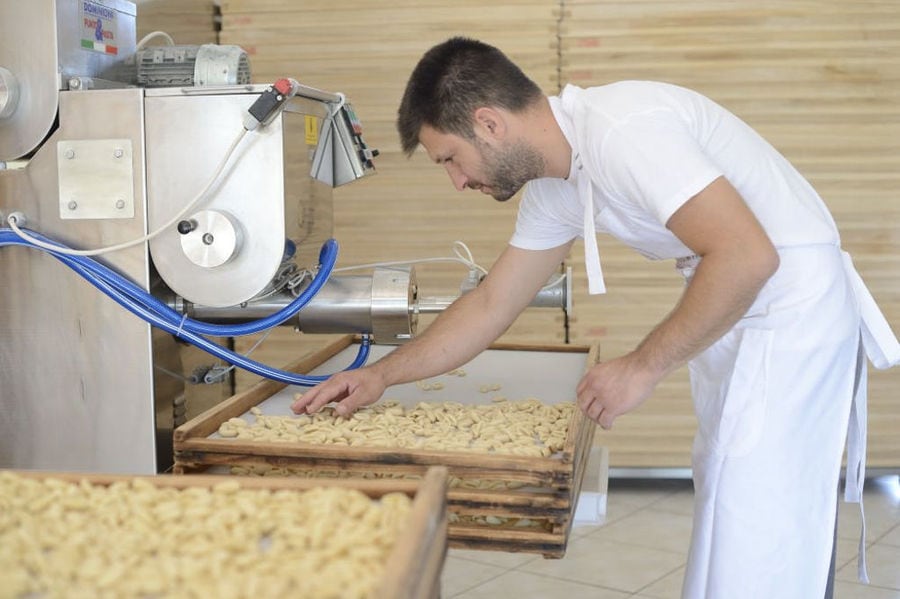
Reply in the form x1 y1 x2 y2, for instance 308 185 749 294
334 386 376 417
575 378 588 396
290 388 317 413
577 391 616 430
306 383 347 414
576 386 594 412
290 384 328 413
291 379 347 414
333 397 355 417
578 392 599 420
598 411 615 430
586 399 603 424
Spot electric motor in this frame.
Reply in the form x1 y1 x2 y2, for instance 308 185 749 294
135 44 251 88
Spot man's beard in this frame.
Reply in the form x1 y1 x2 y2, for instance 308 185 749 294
473 138 545 202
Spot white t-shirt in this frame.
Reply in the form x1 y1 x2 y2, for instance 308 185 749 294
510 82 840 263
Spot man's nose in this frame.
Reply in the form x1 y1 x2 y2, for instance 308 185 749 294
445 164 468 191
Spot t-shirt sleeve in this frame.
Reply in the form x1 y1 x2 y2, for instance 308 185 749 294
509 179 581 250
599 109 723 226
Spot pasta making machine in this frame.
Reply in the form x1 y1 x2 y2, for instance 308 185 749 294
0 0 570 474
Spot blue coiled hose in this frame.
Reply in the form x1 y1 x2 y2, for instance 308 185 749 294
0 228 370 385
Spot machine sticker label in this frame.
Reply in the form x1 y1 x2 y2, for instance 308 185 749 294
305 115 319 145
80 1 119 55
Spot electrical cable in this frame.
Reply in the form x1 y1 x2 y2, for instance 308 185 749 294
6 76 313 256
5 127 249 256
333 240 488 275
0 229 369 385
333 239 566 291
210 327 274 380
0 78 371 384
136 30 175 51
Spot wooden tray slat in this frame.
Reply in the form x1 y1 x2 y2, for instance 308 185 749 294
379 466 448 599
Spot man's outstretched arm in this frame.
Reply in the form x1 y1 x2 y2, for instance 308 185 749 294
292 240 574 416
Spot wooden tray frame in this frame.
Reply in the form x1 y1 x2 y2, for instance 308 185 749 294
174 335 598 557
5 467 448 599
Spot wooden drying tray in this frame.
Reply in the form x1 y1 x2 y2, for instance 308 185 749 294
5 466 448 599
174 335 599 557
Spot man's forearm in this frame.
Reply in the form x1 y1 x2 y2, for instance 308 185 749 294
366 244 572 387
368 286 513 386
632 249 777 379
292 244 573 417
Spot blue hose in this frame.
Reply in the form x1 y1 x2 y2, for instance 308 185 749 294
3 229 338 337
0 228 370 385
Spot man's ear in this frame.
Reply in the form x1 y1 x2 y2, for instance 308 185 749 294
473 107 507 140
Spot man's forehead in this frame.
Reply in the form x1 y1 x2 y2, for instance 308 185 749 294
419 125 458 162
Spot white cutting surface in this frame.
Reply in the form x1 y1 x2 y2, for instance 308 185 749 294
251 344 590 417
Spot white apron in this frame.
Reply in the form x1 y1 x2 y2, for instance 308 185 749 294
676 246 899 599
559 85 899 597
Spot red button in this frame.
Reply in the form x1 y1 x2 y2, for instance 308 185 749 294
274 78 292 95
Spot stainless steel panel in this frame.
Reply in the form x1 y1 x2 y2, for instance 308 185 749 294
145 89 333 307
0 0 137 160
57 138 135 219
282 103 334 268
0 88 157 473
0 1 60 160
0 67 20 120
371 267 416 343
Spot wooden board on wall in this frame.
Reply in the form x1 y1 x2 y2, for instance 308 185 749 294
134 0 217 45
560 0 900 469
221 2 566 393
216 0 899 471
220 1 563 339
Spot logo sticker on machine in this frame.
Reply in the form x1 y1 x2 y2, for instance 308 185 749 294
80 1 119 55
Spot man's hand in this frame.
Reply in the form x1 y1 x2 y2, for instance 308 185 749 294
576 353 662 430
291 367 387 417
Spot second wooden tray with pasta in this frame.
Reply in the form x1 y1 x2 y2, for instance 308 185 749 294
1 466 448 599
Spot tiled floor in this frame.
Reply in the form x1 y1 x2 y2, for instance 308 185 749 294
441 476 900 598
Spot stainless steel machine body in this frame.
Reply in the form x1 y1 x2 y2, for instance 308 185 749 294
145 86 334 307
1 86 156 473
1 0 569 474
0 0 379 474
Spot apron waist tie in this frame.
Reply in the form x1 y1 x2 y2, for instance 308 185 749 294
844 337 869 584
576 152 606 295
840 250 900 584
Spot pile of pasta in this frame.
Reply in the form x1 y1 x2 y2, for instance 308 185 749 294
0 471 411 599
218 398 574 457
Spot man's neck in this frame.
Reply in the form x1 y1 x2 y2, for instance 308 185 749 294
531 96 572 179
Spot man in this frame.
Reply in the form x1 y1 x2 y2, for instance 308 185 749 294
292 37 899 597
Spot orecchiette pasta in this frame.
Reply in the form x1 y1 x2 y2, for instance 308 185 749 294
0 471 411 599
219 398 573 458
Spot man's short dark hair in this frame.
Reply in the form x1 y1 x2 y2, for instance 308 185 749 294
397 37 544 156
